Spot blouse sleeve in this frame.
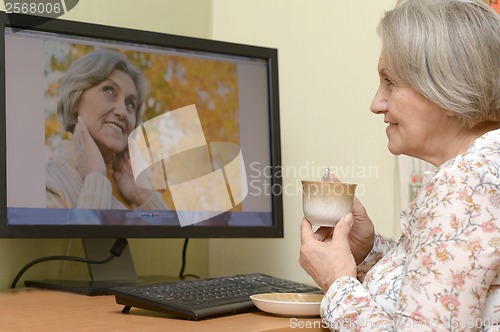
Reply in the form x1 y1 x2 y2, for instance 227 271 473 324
320 277 394 331
77 172 113 209
135 190 169 211
357 233 397 282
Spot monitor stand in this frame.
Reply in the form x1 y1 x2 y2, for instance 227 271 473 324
25 239 176 296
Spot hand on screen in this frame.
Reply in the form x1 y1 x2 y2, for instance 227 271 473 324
113 150 152 207
74 116 106 177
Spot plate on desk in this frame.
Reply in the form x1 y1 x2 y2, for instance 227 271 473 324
250 293 323 317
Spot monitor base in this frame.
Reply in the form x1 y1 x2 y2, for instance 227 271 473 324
25 276 179 296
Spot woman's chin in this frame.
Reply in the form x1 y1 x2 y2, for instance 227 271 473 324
100 144 127 160
387 142 404 156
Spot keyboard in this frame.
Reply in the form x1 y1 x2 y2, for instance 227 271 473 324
109 273 322 320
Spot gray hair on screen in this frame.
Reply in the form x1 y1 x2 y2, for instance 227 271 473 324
57 49 148 133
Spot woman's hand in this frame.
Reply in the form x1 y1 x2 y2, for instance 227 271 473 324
300 214 357 292
326 175 375 264
113 150 152 206
349 197 375 264
74 116 106 177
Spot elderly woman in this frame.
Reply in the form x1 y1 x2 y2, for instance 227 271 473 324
46 50 167 211
300 0 500 330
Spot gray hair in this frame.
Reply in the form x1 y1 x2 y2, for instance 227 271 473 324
56 49 148 133
378 0 500 128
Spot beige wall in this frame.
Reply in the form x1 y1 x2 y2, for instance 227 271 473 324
0 0 400 289
208 0 398 284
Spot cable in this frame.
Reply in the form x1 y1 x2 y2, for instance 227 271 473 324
178 238 199 279
10 238 129 289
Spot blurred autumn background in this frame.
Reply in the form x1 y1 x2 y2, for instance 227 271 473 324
44 41 240 210
485 0 499 13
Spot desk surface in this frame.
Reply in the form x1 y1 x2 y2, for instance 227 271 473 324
0 288 329 331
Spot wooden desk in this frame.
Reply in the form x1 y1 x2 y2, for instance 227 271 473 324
0 288 329 331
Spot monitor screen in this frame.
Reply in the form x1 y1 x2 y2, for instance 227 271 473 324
0 12 283 240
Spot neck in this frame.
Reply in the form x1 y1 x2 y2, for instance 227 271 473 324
425 122 499 166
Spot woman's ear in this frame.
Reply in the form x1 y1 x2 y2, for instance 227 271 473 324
443 109 457 118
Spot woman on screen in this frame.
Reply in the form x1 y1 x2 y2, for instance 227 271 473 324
46 50 167 211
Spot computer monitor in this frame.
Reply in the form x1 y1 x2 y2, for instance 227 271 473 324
0 12 282 294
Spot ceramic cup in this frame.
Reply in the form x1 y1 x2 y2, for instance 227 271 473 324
302 180 357 227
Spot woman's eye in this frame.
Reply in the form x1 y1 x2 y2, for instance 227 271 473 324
104 86 114 95
125 100 136 112
385 78 395 86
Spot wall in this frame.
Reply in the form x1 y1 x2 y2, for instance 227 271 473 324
0 0 213 290
208 0 399 284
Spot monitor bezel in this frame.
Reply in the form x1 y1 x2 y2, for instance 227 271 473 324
0 11 283 239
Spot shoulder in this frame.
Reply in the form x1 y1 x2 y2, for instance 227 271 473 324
414 130 500 216
46 140 79 180
435 128 499 187
444 129 500 186
46 157 77 177
461 128 499 165
46 156 82 190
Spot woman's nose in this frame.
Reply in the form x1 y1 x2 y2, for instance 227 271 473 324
370 87 388 115
113 100 128 117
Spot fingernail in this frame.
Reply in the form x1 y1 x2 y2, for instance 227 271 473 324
344 213 353 224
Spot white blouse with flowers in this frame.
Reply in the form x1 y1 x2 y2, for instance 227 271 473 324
320 129 500 331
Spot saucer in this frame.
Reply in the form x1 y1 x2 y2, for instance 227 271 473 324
250 293 323 317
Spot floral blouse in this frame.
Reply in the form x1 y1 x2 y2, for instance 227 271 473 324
321 128 500 331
